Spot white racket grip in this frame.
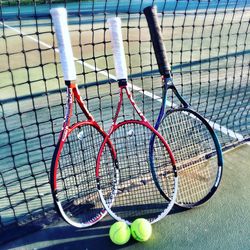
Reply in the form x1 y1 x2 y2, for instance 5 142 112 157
107 17 128 80
50 8 76 81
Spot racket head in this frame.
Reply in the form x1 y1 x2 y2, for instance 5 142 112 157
96 120 178 225
51 121 114 228
157 108 223 208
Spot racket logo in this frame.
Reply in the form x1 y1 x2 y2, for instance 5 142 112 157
66 88 73 102
77 130 84 140
215 166 222 187
62 127 69 142
106 175 119 205
64 89 73 123
127 129 134 137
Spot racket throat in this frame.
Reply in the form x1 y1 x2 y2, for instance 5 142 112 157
113 80 147 123
163 78 189 108
65 83 95 122
163 76 174 89
73 87 95 121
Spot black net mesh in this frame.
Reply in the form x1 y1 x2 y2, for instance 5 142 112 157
0 0 249 243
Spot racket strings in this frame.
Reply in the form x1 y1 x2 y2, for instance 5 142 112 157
99 122 176 222
159 110 218 205
56 124 109 223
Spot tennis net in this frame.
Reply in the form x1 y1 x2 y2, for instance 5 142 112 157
0 0 249 243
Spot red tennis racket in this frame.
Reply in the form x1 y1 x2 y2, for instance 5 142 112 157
96 17 178 225
50 8 117 228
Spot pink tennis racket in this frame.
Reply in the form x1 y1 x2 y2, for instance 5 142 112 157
96 17 178 225
50 8 117 228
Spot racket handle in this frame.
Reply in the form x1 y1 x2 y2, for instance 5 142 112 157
107 17 128 81
50 8 76 81
143 6 171 77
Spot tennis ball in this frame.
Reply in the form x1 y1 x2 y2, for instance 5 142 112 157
131 218 152 242
109 221 131 245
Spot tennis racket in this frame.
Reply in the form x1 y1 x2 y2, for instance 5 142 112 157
144 5 223 208
96 17 178 225
50 8 117 228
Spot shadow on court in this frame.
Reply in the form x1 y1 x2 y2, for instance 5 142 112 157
1 219 140 250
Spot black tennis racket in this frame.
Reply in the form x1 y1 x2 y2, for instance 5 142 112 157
144 5 223 208
50 8 117 227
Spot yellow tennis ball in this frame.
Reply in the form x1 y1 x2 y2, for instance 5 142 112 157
131 218 152 242
109 221 131 245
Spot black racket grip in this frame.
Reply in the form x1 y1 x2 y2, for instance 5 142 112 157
143 6 171 77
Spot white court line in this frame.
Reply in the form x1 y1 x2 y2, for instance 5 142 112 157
1 21 244 141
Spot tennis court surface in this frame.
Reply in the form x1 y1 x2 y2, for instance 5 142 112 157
1 144 249 249
0 0 249 248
